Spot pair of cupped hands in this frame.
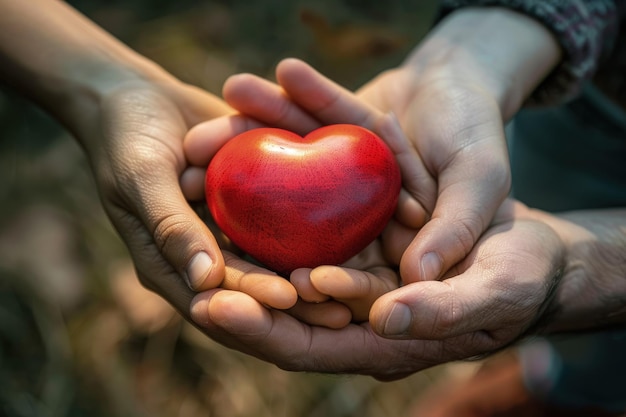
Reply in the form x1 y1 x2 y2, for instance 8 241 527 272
93 58 564 380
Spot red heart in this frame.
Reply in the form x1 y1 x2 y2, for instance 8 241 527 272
205 124 401 275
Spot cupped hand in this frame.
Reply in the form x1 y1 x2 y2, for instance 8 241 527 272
369 199 564 342
183 60 433 233
183 59 564 378
357 64 512 282
220 57 511 285
186 57 509 331
182 63 426 328
289 239 400 327
188 197 566 380
81 77 297 316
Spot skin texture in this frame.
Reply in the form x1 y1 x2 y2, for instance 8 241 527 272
202 3 564 335
216 6 562 286
188 197 569 380
7 0 626 389
0 0 402 352
184 53 560 332
0 0 299 323
185 45 626 380
186 62 570 377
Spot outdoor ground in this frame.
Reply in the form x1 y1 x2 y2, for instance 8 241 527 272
0 1 481 416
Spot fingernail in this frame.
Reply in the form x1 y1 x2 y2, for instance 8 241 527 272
421 252 442 280
383 303 412 336
185 251 213 290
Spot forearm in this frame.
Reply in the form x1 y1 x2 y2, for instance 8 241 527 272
0 0 175 139
534 208 626 333
400 6 561 121
437 0 620 106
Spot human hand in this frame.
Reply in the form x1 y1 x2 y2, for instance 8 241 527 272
185 84 561 379
0 0 302 318
80 77 300 315
288 239 399 326
183 100 410 328
191 65 626 368
222 53 510 285
0 7 321 379
183 56 433 328
354 6 563 283
189 196 568 380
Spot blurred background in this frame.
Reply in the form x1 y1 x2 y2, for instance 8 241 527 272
0 1 480 416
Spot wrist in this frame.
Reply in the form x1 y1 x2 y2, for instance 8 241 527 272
401 6 561 120
530 208 626 333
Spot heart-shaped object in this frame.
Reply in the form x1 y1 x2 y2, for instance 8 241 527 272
205 124 401 275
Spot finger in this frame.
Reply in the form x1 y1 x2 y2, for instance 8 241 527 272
290 268 329 303
220 251 298 310
146 179 224 293
191 289 501 378
226 60 434 230
100 101 228 295
374 112 435 228
180 165 206 201
371 222 560 344
399 117 510 283
310 266 399 300
275 58 382 129
369 279 495 342
287 298 352 329
341 239 387 271
381 219 418 265
191 289 274 338
191 291 433 378
309 265 399 322
222 73 321 135
396 188 428 229
184 114 265 167
107 170 226 293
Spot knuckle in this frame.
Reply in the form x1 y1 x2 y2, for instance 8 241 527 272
451 213 484 257
427 283 464 338
152 213 193 255
431 301 461 337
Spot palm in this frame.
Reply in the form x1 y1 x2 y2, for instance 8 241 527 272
85 80 230 315
358 68 512 280
190 199 565 380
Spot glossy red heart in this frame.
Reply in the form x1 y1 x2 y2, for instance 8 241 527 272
205 124 401 276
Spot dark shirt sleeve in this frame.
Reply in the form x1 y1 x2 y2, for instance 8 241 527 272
436 0 620 105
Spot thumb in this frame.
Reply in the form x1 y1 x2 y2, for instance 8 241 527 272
94 87 227 298
104 165 226 294
370 220 560 345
